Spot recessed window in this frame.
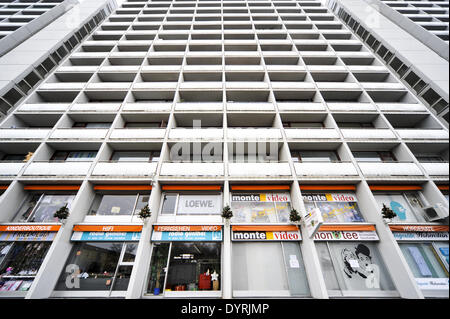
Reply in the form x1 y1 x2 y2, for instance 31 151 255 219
88 193 149 216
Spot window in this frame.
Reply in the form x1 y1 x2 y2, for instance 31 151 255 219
88 193 149 216
231 193 291 223
316 242 397 297
353 151 397 162
415 154 446 163
398 243 448 294
232 242 310 297
147 242 221 294
302 193 365 223
291 151 340 163
338 122 374 128
0 242 52 292
160 193 222 216
55 242 137 292
13 193 75 223
283 122 324 128
110 151 160 162
73 122 111 128
124 121 167 128
0 154 27 161
373 192 427 222
50 151 97 162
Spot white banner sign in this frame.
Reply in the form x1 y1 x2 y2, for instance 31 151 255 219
415 278 449 290
177 195 222 215
314 231 379 241
393 232 449 241
304 207 323 238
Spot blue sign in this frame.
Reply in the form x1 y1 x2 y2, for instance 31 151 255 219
151 231 222 242
71 231 141 241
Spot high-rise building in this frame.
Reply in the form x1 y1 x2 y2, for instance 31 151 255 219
0 0 448 300
328 0 449 126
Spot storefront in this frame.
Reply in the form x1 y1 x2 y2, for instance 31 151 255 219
370 185 431 223
0 224 60 296
53 224 142 298
390 224 449 298
301 185 365 223
230 185 292 223
231 225 310 298
147 225 223 298
314 225 399 298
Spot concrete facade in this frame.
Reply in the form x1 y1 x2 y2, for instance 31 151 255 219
0 0 448 299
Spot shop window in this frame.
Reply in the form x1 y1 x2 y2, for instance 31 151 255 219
88 193 149 216
54 242 137 292
232 242 310 297
160 193 222 216
316 242 396 297
13 193 75 223
146 242 221 295
0 242 52 292
398 242 448 290
373 192 427 223
50 151 98 162
230 193 291 223
302 192 365 223
291 151 340 163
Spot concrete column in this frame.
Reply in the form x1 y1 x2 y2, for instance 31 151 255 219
125 181 162 299
291 181 329 299
356 181 424 299
222 181 232 299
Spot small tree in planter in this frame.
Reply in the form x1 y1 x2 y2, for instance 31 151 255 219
381 203 397 222
54 204 70 223
138 204 152 222
221 205 233 220
289 208 302 224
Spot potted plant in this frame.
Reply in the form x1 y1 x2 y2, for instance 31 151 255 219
54 204 70 224
381 203 397 223
221 205 233 221
289 208 302 224
138 204 152 222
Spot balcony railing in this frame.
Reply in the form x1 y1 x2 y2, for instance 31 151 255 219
294 161 358 176
228 162 292 177
49 128 109 140
227 128 282 140
396 129 449 140
419 162 449 176
284 128 340 139
109 128 166 139
169 128 223 140
92 161 158 177
23 161 93 176
0 162 26 176
160 162 224 176
340 128 396 139
0 128 51 140
357 161 424 177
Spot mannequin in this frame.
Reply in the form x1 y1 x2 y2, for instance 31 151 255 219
211 270 219 291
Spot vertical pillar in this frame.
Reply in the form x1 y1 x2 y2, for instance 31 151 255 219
222 181 232 299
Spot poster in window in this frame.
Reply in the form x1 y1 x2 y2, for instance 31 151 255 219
177 195 222 215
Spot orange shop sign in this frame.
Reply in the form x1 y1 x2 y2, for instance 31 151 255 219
0 224 61 232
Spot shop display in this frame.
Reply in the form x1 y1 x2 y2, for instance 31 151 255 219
316 242 397 296
231 193 291 223
373 193 427 222
302 193 365 223
0 242 51 292
13 194 75 223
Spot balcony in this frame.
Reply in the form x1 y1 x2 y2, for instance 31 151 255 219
377 103 428 112
226 102 275 111
396 129 449 140
227 128 282 140
160 162 224 176
109 129 166 140
284 128 340 140
17 103 70 112
0 129 50 140
0 162 25 176
122 102 172 112
340 128 396 140
277 102 326 112
70 103 122 112
327 103 376 112
175 102 223 111
420 162 449 176
294 162 358 177
228 162 292 177
357 162 424 177
49 129 109 140
23 162 92 176
169 129 223 140
91 162 158 177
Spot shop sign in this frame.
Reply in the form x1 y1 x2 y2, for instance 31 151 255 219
231 193 291 202
71 231 141 241
302 193 357 202
232 230 301 241
72 225 143 232
154 225 222 232
0 231 57 241
389 225 449 232
0 224 61 232
151 230 222 242
393 232 449 241
314 231 379 241
415 278 449 290
177 195 222 215
303 207 323 238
